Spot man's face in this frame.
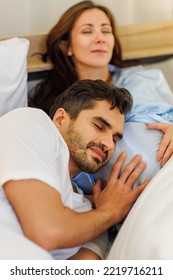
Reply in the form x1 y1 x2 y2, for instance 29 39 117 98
62 100 124 177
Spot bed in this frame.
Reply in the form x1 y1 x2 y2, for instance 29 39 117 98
1 20 173 260
25 20 173 72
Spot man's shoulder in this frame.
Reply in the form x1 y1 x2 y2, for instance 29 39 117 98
0 107 47 120
0 107 52 127
0 107 56 140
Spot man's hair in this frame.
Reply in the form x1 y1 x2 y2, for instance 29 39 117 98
49 79 133 120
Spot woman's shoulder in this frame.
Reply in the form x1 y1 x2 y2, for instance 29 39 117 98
110 64 164 88
110 64 162 78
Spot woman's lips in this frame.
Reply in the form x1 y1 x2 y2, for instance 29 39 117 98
91 49 107 54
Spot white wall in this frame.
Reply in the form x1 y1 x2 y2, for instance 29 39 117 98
1 0 173 37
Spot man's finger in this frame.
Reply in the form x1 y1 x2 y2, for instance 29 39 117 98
108 152 128 181
119 154 143 184
125 160 147 188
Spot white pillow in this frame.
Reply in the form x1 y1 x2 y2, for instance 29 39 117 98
0 37 29 117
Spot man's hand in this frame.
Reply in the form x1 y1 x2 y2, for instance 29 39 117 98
146 123 173 166
93 152 150 224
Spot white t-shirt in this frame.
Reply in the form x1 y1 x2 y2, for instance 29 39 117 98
0 108 108 259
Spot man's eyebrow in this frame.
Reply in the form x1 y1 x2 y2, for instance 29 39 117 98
95 116 112 128
94 117 123 140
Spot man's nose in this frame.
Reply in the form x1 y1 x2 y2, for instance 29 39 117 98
100 134 114 152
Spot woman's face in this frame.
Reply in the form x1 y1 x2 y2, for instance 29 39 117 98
69 8 115 71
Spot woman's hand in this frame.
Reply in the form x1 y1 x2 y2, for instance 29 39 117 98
146 123 173 166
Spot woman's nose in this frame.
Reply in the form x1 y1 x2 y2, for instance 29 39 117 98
94 31 105 43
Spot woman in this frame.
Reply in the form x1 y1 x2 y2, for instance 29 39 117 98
29 0 173 192
29 0 131 113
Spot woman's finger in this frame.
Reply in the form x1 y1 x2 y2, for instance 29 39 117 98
161 144 173 166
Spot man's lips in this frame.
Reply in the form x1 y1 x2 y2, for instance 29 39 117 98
89 147 106 162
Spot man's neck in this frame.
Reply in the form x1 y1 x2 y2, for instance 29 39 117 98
69 161 79 179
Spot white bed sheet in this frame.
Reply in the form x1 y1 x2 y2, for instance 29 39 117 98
107 157 173 259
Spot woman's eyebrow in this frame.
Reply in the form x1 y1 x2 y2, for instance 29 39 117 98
79 23 111 28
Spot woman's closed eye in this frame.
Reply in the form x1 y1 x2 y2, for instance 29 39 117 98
81 28 92 34
101 28 112 34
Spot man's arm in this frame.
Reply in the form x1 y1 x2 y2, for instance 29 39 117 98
3 153 149 251
68 247 100 260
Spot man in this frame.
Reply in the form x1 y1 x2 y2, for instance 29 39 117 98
0 80 149 259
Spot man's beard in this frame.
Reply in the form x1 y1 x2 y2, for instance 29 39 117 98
66 124 108 174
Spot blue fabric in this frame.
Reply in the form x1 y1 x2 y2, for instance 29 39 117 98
93 122 162 190
113 65 173 123
73 65 173 193
73 172 95 195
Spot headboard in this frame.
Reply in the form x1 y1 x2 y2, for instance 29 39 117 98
25 20 173 73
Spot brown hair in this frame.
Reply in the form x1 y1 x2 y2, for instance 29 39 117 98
29 1 136 115
49 79 133 120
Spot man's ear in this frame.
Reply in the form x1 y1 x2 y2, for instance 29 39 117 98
59 40 72 56
53 108 69 128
